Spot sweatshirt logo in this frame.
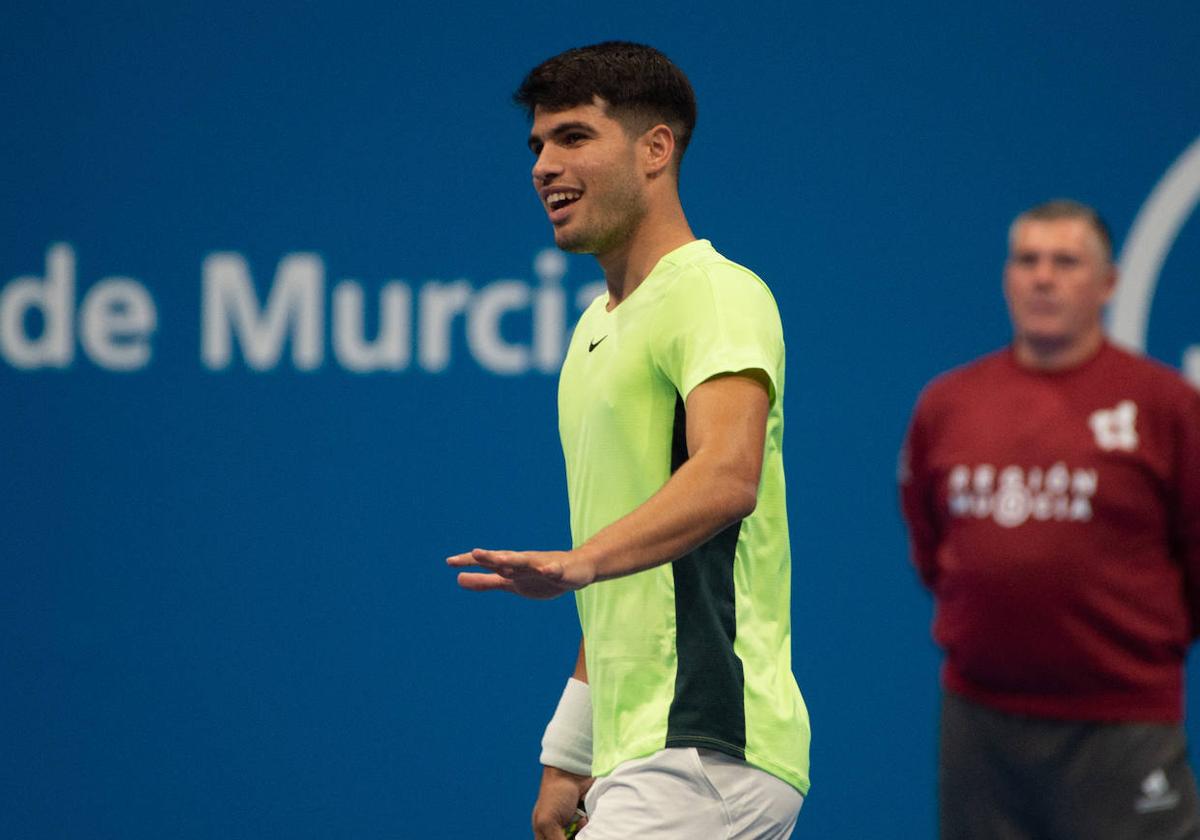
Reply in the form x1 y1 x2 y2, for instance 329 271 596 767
1135 768 1181 813
1089 400 1139 452
948 463 1097 528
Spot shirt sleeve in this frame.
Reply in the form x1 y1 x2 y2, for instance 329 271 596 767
1173 385 1200 637
650 264 784 405
899 394 941 590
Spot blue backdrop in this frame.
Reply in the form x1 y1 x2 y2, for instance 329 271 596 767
3 2 1198 837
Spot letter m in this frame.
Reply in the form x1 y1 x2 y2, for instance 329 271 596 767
202 252 324 370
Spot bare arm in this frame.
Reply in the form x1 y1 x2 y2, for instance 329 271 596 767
455 373 769 835
531 639 590 840
447 371 770 597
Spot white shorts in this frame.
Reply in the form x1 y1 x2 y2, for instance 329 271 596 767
579 747 804 839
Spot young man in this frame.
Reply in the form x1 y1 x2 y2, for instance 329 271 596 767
447 42 810 839
900 199 1200 839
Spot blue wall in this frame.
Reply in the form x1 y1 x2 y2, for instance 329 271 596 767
3 2 1198 837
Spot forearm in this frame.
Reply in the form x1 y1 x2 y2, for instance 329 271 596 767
448 374 768 597
576 448 758 582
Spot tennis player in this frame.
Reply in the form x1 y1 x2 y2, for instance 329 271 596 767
448 42 810 839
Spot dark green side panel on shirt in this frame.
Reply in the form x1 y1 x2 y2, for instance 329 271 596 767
665 392 747 758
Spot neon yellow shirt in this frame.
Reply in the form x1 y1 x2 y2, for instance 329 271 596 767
558 239 811 794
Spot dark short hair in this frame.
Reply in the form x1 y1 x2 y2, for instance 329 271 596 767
1011 199 1114 262
513 41 697 167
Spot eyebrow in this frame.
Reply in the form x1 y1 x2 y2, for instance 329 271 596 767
527 120 596 152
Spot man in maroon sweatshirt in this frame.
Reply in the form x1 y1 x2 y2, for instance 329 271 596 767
900 199 1200 839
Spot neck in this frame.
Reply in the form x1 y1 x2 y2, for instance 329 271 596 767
597 197 694 309
1012 328 1105 372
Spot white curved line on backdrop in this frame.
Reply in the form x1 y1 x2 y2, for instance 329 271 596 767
1110 134 1200 351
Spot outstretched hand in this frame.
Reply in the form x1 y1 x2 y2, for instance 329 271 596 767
446 548 597 599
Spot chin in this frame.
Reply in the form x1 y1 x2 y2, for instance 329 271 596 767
1017 319 1068 343
1019 331 1074 352
554 230 598 255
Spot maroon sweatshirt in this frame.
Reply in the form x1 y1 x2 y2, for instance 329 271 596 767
900 342 1200 722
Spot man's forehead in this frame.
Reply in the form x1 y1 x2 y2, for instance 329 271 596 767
1011 218 1096 251
531 97 613 131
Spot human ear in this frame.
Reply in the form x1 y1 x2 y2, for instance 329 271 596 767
1100 264 1118 305
642 124 676 177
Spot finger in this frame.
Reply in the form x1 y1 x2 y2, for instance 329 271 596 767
472 547 535 568
474 549 565 580
448 549 515 571
532 821 566 840
474 550 539 580
456 572 517 592
446 551 481 567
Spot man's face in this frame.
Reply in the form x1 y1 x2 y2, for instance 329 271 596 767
1003 218 1115 355
527 99 647 255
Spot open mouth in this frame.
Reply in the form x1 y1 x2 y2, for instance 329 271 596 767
546 190 582 212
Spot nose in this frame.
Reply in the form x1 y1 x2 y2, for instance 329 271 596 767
1030 255 1056 287
532 146 562 185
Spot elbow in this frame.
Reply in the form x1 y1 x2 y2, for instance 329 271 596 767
725 479 759 523
696 451 761 524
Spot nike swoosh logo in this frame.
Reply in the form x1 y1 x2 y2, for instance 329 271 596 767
588 336 608 352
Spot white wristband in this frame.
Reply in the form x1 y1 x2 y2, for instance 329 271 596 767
540 677 592 776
